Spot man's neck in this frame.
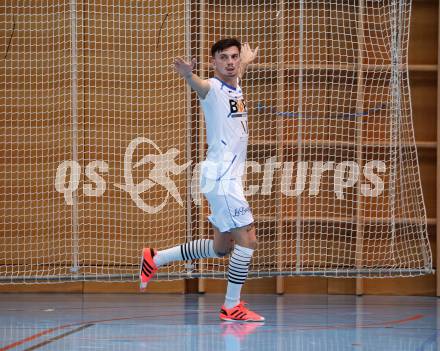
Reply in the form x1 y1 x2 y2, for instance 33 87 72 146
214 74 238 88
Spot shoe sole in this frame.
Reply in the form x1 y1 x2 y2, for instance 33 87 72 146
219 315 265 322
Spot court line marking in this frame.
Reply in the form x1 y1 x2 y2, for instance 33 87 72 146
0 326 62 351
415 332 439 351
0 311 201 351
0 311 425 350
21 324 94 351
86 313 431 343
45 314 429 344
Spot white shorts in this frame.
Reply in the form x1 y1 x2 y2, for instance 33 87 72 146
201 177 254 233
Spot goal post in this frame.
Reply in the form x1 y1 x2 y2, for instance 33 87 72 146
0 0 432 283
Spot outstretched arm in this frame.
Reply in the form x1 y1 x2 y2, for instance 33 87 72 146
238 43 259 79
174 57 211 99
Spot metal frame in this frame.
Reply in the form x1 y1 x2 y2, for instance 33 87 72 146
1 268 432 284
69 0 80 275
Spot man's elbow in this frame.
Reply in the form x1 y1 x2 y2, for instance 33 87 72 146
196 83 210 100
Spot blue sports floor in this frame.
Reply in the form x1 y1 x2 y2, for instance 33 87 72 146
0 293 438 350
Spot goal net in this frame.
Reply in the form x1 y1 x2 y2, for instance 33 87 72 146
0 0 432 283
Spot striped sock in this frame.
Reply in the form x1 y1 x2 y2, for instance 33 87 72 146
154 239 219 267
224 245 254 309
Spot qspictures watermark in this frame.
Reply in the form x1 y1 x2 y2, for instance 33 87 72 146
55 137 386 214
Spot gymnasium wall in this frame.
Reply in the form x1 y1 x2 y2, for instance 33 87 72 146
0 0 437 295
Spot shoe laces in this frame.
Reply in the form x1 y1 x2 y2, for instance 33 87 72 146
236 301 249 311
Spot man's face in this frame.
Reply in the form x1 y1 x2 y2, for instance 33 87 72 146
212 46 241 79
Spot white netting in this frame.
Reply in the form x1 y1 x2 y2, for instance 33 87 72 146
0 0 432 283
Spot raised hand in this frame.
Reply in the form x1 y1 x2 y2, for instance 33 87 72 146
240 43 259 65
239 43 259 78
173 56 210 98
174 57 197 79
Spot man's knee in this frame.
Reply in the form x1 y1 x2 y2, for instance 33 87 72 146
214 250 228 258
213 238 234 257
232 223 257 249
214 246 233 257
245 237 257 250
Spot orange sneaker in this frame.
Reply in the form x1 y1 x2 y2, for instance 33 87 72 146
139 248 157 290
219 301 265 322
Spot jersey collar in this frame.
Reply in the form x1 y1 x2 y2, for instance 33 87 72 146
213 76 238 91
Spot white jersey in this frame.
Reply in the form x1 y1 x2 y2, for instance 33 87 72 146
200 77 249 180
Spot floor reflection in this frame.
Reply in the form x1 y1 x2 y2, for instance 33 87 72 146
0 294 438 350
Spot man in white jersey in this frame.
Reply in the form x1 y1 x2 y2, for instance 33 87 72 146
140 38 263 322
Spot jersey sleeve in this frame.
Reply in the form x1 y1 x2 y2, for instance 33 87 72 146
199 78 217 106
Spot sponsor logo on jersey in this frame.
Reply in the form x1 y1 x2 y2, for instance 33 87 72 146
229 98 247 118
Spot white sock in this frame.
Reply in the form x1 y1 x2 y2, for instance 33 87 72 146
224 245 254 309
154 239 219 267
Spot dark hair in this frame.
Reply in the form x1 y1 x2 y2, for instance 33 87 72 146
211 38 241 57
